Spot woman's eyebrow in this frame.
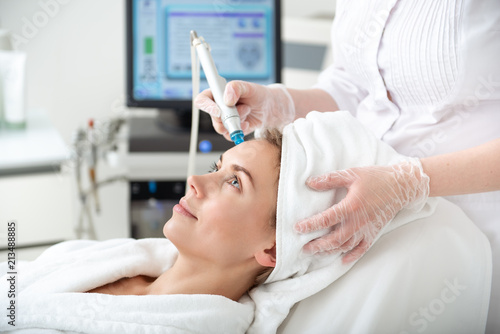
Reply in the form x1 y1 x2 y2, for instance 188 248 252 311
232 164 254 185
220 153 254 186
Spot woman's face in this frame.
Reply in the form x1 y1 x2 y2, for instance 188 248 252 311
163 140 279 267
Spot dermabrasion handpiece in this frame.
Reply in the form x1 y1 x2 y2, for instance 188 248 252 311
190 30 244 145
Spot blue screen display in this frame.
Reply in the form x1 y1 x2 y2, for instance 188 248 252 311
131 0 278 102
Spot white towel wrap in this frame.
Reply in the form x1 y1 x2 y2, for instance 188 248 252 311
248 111 438 333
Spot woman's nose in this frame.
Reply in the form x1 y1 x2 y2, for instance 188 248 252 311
187 174 218 198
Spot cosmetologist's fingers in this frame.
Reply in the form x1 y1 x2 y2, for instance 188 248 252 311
240 121 250 134
210 116 230 138
341 239 370 264
224 80 251 106
302 225 358 254
301 216 360 254
337 232 364 253
306 170 354 191
295 204 345 234
195 89 221 117
302 234 338 254
237 104 252 120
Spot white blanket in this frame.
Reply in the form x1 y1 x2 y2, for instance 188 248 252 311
0 238 254 334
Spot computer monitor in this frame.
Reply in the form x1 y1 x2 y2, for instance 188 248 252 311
126 0 282 130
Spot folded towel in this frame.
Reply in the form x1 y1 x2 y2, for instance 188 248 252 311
0 238 254 333
248 111 438 333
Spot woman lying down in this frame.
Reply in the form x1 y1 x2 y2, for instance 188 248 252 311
0 111 441 334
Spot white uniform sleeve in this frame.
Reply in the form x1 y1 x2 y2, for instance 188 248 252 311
313 63 369 115
312 8 370 115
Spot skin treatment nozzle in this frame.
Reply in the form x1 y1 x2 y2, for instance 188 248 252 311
231 130 244 145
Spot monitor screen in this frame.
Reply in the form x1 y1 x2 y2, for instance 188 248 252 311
126 0 281 111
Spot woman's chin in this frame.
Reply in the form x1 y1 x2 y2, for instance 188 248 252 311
162 219 173 239
163 217 188 243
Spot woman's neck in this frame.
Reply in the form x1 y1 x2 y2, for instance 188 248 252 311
146 255 259 301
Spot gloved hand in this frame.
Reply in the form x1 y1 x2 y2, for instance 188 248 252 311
194 80 295 139
295 158 430 263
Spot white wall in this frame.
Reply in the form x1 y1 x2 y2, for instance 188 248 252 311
283 0 335 18
0 0 127 144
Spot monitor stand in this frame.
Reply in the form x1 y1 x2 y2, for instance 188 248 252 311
154 109 214 134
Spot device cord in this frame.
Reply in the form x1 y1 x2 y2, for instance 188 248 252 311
187 36 201 193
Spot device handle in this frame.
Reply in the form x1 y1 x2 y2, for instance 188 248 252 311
192 34 243 139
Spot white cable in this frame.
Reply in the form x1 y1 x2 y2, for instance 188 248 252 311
187 33 201 193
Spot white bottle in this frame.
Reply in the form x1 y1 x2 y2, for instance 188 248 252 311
0 63 3 125
0 28 13 128
0 50 26 129
0 29 25 129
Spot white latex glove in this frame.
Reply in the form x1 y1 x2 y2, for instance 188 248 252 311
295 158 430 263
194 80 295 139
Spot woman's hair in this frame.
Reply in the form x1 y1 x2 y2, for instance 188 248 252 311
252 127 283 287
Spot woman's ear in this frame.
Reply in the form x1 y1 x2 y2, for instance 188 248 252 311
254 242 276 268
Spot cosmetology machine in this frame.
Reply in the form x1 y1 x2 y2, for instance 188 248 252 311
71 117 127 239
124 0 282 238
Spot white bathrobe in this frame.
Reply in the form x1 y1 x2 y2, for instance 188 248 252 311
0 238 254 334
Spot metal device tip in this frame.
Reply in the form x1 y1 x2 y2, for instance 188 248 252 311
190 30 198 42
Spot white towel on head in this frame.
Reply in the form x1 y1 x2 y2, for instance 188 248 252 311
247 111 438 333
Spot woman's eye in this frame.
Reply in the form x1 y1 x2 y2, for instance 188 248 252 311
210 161 240 190
230 176 240 190
209 162 219 173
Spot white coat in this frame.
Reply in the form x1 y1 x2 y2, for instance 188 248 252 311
314 0 500 332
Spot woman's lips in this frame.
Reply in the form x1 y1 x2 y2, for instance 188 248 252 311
174 199 197 219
